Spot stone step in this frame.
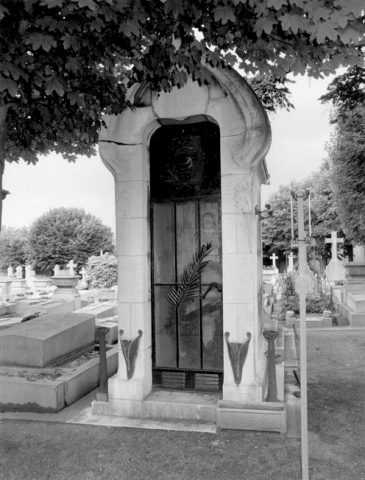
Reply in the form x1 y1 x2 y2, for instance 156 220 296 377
76 414 217 433
93 390 219 424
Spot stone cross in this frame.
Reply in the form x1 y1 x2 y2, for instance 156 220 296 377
287 252 296 273
270 253 278 270
15 265 23 279
325 231 344 262
67 260 77 276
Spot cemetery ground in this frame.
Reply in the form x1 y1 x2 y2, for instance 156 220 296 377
0 328 364 480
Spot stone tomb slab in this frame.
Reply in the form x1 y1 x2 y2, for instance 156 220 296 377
74 302 117 320
0 313 95 367
346 292 365 313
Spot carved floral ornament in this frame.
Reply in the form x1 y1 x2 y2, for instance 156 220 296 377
119 329 143 380
224 331 252 386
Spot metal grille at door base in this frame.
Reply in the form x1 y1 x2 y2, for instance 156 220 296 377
153 370 222 391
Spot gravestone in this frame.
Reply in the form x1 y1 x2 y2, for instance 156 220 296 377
11 266 27 297
0 278 12 303
0 313 95 367
325 231 345 284
287 253 296 273
7 266 14 278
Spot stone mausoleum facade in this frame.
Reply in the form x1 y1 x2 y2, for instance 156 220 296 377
93 66 282 430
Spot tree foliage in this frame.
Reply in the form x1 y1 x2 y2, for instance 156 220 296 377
27 207 114 275
327 105 365 244
320 66 365 123
321 66 365 244
0 226 29 271
0 1 363 227
1 0 362 161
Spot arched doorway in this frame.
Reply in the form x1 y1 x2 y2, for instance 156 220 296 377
150 120 223 390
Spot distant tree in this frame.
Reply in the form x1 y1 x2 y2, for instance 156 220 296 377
27 207 114 275
321 66 365 244
262 161 345 265
0 226 29 271
84 253 118 289
327 105 365 244
320 66 365 123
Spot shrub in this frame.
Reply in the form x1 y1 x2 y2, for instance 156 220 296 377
278 273 332 319
84 254 118 289
27 208 115 275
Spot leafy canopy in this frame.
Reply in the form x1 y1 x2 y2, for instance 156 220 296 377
327 105 365 244
0 0 363 165
27 207 115 275
321 66 365 244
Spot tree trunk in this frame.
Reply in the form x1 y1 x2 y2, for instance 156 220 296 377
0 105 8 232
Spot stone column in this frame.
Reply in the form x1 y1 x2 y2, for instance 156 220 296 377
99 142 152 401
220 135 266 403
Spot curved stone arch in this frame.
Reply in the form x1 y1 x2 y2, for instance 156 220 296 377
99 66 271 182
143 114 219 147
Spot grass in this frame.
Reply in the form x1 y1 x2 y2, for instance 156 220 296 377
0 329 364 479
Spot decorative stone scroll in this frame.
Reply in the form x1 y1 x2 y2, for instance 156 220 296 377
224 331 252 386
119 329 143 380
263 329 279 402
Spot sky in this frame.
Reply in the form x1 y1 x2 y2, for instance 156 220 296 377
2 73 335 232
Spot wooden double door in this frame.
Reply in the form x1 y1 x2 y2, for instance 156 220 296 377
151 198 223 391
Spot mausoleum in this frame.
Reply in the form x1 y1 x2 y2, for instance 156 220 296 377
93 66 283 430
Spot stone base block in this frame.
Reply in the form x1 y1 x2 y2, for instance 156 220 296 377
0 347 118 412
294 315 332 329
108 376 151 401
338 303 365 327
217 401 286 433
222 383 264 404
92 390 218 423
346 292 365 313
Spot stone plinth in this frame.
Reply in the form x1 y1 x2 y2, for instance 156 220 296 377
0 313 95 367
339 262 365 326
51 275 81 310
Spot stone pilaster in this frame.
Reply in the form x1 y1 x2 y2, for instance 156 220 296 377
99 142 152 400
